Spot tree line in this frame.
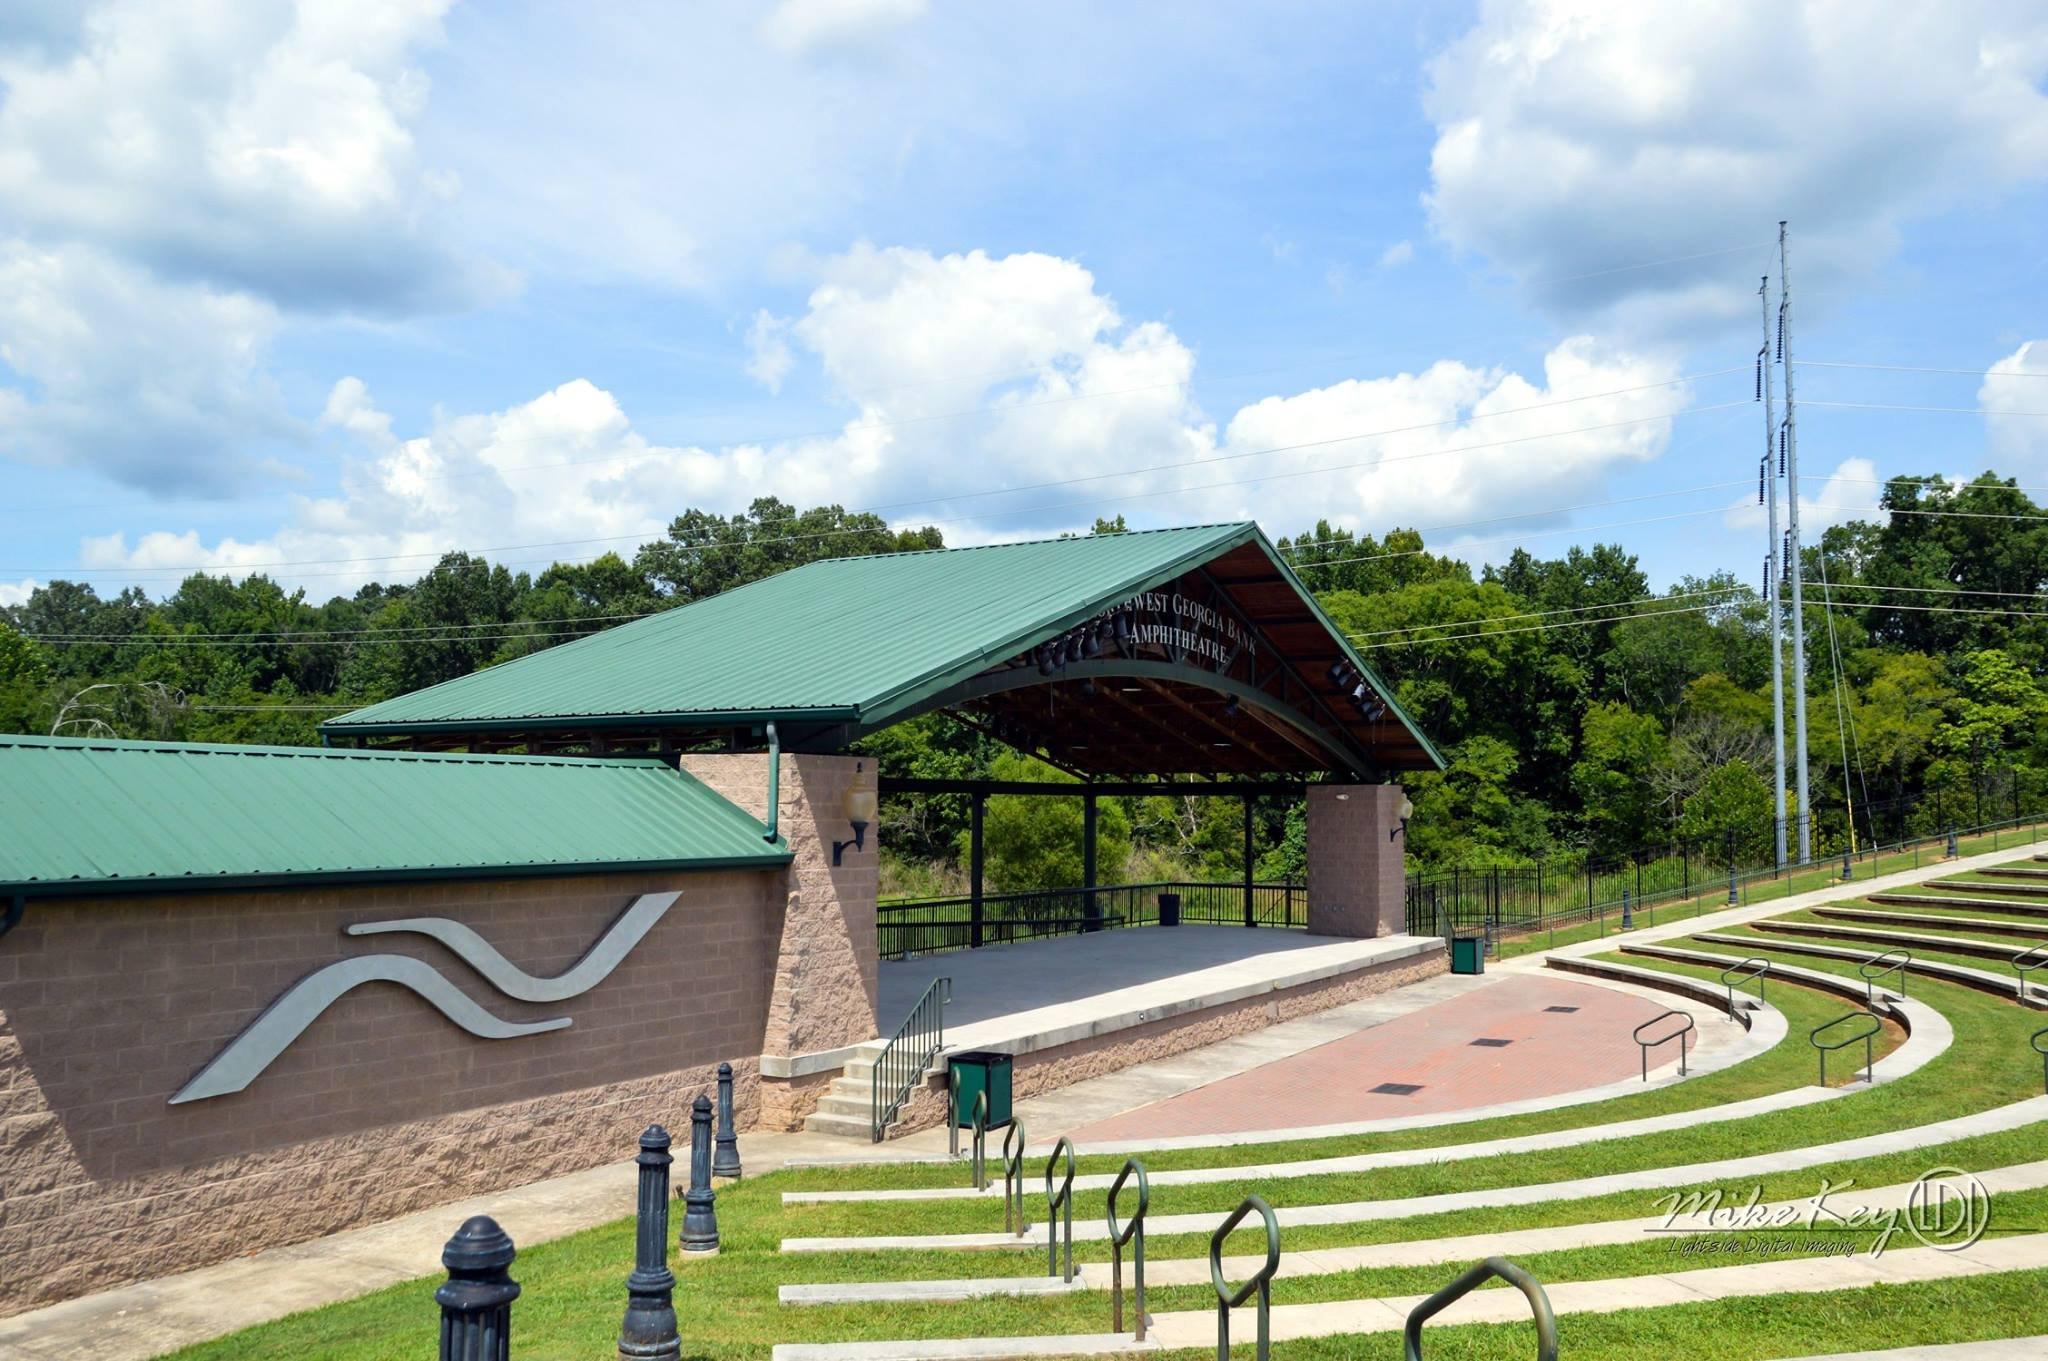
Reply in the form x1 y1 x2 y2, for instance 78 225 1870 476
3 477 2044 893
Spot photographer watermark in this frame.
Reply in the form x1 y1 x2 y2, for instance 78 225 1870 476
1648 1167 1990 1259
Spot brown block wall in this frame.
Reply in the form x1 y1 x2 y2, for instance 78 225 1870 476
679 751 881 1064
0 866 779 1316
1306 783 1409 938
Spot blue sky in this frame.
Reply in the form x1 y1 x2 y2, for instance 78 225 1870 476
2 0 2046 606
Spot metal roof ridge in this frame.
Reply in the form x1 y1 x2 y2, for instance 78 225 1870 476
792 519 1258 567
0 732 672 769
852 521 1263 723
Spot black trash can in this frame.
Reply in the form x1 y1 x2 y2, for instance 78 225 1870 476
950 1050 1013 1129
1157 891 1182 927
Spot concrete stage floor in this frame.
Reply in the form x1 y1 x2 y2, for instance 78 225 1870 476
875 923 1442 1057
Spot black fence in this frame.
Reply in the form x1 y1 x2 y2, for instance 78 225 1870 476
1406 805 2048 947
877 880 1305 957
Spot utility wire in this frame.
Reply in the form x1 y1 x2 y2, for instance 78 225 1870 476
1798 360 2048 379
9 400 1749 578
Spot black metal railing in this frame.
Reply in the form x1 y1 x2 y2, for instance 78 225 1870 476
2015 942 2048 1003
877 880 1304 957
1002 1118 1029 1237
2032 1027 2048 1096
964 1087 988 1192
1720 958 1769 1016
870 976 948 1142
1812 1010 1882 1086
1633 1009 1694 1080
1107 1158 1150 1341
1407 802 2048 951
1210 1195 1280 1361
1045 1136 1076 1282
1403 1257 1558 1361
1860 948 1911 1004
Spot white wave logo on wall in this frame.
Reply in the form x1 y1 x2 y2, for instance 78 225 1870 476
170 891 679 1104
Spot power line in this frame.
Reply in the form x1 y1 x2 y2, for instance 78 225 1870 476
1339 587 1746 641
1349 599 1734 650
1801 400 2048 417
21 610 661 642
12 400 1748 579
1798 360 2048 379
1811 503 2048 524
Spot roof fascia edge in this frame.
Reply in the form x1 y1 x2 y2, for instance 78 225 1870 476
853 523 1261 730
0 849 796 902
319 705 858 737
1252 536 1448 771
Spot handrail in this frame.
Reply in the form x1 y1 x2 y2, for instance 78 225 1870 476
1860 948 1912 1004
1719 957 1769 1016
1633 1008 1694 1080
1209 1195 1280 1361
2014 942 2048 1002
1044 1136 1075 1282
1403 1256 1558 1361
967 1089 988 1192
1002 1117 1029 1237
1811 1009 1883 1086
2032 1027 2048 1096
871 976 948 1142
1107 1159 1150 1340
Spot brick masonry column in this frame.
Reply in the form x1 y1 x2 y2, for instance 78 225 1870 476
1305 783 1408 938
676 752 879 1127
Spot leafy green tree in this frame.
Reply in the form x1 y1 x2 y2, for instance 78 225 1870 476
969 753 1132 891
1677 758 1775 859
634 499 942 603
1570 702 1668 856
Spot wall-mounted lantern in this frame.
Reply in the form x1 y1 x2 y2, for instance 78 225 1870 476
833 761 878 866
1390 794 1414 842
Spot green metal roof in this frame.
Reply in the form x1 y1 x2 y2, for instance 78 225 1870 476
326 523 1264 733
0 734 789 897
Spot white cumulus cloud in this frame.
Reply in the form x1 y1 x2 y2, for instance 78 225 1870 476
85 245 1698 590
762 0 928 54
1980 341 2048 480
1423 0 2048 336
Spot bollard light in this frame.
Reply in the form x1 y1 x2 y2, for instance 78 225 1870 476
680 1094 720 1254
712 1062 743 1180
618 1126 681 1361
437 1216 519 1361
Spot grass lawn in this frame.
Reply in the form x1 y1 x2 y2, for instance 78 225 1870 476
169 947 2048 1359
163 855 2048 1361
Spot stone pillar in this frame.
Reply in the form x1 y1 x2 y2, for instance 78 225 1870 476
1305 784 1407 938
677 751 880 1129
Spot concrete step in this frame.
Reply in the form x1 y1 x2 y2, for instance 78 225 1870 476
814 1095 873 1119
803 1110 878 1140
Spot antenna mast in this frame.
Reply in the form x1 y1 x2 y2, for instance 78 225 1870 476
1760 276 1787 869
1779 221 1812 865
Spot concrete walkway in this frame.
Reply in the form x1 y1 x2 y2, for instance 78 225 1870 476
780 1096 2048 1253
770 1235 2048 1358
780 1158 2048 1302
11 833 2039 1360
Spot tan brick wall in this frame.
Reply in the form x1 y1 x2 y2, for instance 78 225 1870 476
679 752 880 1059
887 948 1446 1137
0 866 779 1316
1306 783 1409 938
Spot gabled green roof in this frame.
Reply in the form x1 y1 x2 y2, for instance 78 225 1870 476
326 524 1262 733
321 522 1444 774
0 734 788 897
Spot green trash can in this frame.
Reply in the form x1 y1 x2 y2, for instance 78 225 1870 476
1450 934 1486 976
950 1050 1013 1129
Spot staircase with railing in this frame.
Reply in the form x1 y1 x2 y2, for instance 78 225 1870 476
798 976 950 1142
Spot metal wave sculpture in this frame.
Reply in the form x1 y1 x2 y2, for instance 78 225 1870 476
344 891 679 1001
169 891 679 1105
